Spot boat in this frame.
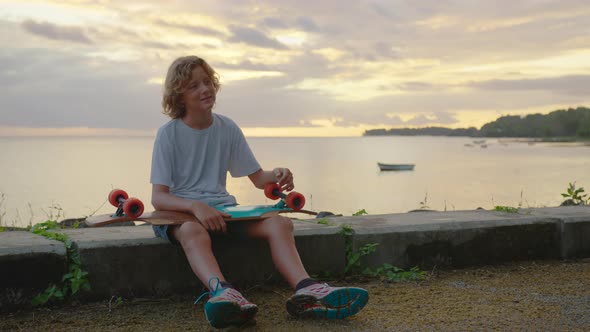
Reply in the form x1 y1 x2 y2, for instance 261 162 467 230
378 163 415 171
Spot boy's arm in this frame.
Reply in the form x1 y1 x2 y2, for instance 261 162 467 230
248 167 295 192
151 184 230 233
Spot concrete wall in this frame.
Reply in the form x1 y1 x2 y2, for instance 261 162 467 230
1 206 588 311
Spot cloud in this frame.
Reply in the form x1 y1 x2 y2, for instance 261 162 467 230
228 25 288 49
468 75 590 96
140 40 192 50
217 59 276 71
21 19 92 44
295 16 319 32
404 112 458 126
396 81 438 92
0 48 164 129
262 17 288 29
153 19 225 37
1 1 590 135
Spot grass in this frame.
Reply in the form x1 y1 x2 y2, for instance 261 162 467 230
0 193 35 230
0 193 7 230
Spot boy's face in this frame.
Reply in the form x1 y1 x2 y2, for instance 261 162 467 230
181 65 216 114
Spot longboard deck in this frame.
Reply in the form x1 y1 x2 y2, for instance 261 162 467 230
85 206 318 227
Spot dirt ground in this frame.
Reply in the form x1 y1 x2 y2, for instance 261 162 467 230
1 259 589 331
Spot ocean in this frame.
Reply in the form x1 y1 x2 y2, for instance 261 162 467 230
1 136 589 227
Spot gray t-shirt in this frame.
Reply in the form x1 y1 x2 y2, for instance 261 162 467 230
150 114 261 206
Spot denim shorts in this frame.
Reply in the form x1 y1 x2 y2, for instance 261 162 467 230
152 221 253 245
152 225 180 245
152 203 241 245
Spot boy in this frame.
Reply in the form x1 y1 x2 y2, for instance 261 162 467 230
150 55 368 329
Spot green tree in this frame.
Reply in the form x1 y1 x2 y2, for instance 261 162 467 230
577 111 590 137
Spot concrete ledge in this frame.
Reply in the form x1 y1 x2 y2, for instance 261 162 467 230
1 206 589 308
61 226 192 300
60 223 344 300
0 232 66 309
527 207 590 258
292 224 345 279
327 210 561 269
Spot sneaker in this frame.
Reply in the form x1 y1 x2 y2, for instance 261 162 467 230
286 283 369 319
195 277 258 328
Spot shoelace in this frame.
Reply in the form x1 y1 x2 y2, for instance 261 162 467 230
194 276 222 304
299 283 332 296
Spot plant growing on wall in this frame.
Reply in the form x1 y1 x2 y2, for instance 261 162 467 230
561 182 588 205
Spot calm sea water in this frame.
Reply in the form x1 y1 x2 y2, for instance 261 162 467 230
1 136 589 227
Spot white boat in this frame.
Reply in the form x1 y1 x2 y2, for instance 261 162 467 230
378 163 415 171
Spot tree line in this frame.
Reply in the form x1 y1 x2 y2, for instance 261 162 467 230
363 107 590 138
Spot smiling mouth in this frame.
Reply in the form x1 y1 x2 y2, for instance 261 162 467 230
201 96 214 102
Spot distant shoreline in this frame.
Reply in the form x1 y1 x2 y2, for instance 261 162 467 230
363 135 590 143
364 106 590 140
497 137 590 143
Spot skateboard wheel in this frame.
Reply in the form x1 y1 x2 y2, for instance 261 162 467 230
286 192 305 211
264 183 281 200
108 189 128 207
122 197 144 218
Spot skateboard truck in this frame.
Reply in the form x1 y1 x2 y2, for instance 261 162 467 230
108 189 145 219
263 183 306 211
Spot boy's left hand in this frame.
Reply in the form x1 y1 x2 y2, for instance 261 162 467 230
273 167 294 191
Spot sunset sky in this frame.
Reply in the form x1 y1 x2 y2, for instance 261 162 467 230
0 0 589 137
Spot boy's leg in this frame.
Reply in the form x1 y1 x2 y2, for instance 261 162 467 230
170 222 226 284
242 216 368 319
170 222 257 328
241 215 310 288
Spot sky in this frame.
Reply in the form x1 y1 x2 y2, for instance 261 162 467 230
0 0 589 137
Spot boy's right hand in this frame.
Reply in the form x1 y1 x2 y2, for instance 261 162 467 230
191 201 231 233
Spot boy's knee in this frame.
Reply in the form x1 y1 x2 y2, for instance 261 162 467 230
177 221 209 240
270 216 294 233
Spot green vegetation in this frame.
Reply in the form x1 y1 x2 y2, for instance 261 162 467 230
363 264 428 282
352 209 368 216
481 107 590 138
29 219 90 305
316 218 333 226
340 224 378 275
561 182 589 205
364 106 590 139
494 206 519 213
339 218 427 283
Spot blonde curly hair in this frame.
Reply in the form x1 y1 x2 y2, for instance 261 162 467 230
162 56 220 119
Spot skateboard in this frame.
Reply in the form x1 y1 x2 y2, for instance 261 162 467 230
85 184 317 227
